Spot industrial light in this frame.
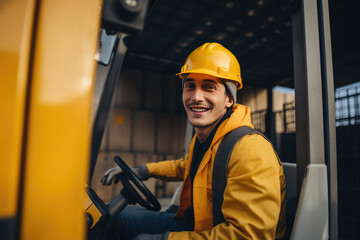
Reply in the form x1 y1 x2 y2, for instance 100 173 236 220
226 2 234 8
215 33 227 41
226 26 236 32
194 28 204 35
249 42 259 49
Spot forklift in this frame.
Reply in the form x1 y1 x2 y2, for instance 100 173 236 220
0 0 335 239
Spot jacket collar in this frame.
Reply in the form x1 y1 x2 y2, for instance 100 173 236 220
210 104 253 148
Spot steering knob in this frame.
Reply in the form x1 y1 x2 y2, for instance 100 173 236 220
118 0 144 14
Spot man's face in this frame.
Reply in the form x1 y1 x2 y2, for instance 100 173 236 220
182 73 233 130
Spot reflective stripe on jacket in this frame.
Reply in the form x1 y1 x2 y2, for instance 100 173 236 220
146 104 286 239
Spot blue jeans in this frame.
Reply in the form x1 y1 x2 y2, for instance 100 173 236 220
115 205 193 240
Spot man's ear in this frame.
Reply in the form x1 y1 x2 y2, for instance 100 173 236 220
225 94 234 108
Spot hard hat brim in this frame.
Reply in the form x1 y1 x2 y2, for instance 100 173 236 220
176 69 243 90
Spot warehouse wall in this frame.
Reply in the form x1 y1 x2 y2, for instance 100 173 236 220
91 67 186 202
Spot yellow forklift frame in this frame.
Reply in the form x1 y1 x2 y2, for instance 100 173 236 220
0 0 102 239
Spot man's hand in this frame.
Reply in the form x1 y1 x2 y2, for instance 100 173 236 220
101 166 122 185
101 164 150 185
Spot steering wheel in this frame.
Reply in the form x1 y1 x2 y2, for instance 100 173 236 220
114 156 161 211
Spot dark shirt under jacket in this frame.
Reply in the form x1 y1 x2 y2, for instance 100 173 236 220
185 109 233 228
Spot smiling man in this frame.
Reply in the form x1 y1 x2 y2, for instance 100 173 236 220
101 42 286 240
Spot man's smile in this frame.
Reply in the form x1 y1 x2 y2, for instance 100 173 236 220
189 106 210 113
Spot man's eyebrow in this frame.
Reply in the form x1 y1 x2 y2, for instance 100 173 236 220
203 79 218 84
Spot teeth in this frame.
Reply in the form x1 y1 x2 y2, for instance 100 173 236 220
191 108 207 112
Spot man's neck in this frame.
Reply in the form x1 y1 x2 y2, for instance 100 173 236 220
194 109 233 143
195 118 222 143
195 128 214 144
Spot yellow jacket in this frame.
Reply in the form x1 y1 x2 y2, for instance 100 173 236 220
146 104 286 239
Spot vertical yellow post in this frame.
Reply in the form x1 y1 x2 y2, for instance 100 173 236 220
19 0 102 239
0 0 36 237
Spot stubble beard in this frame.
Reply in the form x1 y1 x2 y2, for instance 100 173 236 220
188 111 225 130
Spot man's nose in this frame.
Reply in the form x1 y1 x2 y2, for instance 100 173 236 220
191 87 204 102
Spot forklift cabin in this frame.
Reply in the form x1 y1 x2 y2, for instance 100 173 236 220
0 0 340 239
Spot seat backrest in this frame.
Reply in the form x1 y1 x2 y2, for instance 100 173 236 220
283 163 297 203
282 163 298 239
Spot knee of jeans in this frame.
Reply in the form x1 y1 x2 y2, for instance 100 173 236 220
115 206 140 225
115 210 128 225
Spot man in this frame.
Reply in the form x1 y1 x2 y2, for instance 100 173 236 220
101 42 286 239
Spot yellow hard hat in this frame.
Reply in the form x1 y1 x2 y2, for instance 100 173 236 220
177 42 242 89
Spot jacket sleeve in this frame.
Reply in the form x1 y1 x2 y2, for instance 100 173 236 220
145 157 188 181
168 134 282 240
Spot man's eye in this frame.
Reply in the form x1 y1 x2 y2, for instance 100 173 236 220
185 83 195 89
206 85 215 90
